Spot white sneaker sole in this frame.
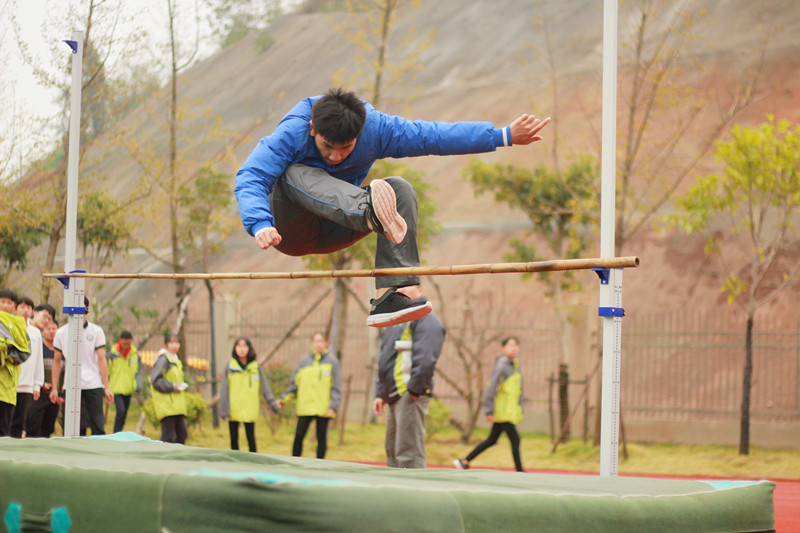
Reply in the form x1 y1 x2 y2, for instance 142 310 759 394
370 179 407 244
367 301 432 328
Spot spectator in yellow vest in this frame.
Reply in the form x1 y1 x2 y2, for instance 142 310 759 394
107 330 142 433
454 336 524 472
219 337 279 452
280 332 341 459
150 333 188 444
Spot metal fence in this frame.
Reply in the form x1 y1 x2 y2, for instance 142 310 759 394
622 308 800 422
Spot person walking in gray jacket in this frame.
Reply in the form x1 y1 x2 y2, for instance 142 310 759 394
373 285 445 468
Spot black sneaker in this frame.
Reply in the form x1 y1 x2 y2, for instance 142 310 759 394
453 459 469 470
367 288 432 328
366 179 407 244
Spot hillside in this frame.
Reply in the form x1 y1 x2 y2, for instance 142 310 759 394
14 0 800 332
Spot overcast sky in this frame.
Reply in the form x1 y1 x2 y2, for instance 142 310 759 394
1 0 307 178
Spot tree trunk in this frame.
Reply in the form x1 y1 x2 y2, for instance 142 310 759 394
206 279 219 429
41 223 64 304
558 363 570 442
334 279 348 364
739 313 754 455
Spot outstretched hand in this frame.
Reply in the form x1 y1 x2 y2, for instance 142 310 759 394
509 114 551 145
255 227 282 250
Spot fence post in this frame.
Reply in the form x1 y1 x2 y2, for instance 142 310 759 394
558 363 570 442
548 372 555 443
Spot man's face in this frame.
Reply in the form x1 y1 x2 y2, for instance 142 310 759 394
42 322 57 343
0 298 16 314
310 123 356 166
16 303 33 320
31 309 53 329
119 338 132 352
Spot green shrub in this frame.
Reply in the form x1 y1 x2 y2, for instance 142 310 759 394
263 362 295 434
141 391 207 429
426 396 452 442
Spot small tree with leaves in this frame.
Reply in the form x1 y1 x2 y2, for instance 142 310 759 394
665 115 800 455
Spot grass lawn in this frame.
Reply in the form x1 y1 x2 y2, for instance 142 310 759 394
104 402 800 481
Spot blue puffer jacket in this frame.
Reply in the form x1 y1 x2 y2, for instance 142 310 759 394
235 96 512 237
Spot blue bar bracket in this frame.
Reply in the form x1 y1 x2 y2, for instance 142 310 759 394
64 40 78 53
598 306 625 317
593 267 610 285
594 268 625 317
55 269 85 290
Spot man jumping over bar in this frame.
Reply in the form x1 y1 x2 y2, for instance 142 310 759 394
235 88 550 327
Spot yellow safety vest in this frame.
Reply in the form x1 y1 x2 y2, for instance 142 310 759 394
494 361 522 424
227 359 262 422
108 345 140 395
151 354 187 420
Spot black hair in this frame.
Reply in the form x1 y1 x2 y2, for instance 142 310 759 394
311 88 367 145
120 330 133 340
232 337 257 364
84 296 90 307
0 289 19 305
34 303 57 320
164 332 180 344
501 336 519 347
18 296 34 308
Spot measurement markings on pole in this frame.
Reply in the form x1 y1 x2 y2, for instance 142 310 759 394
610 269 624 473
67 316 83 433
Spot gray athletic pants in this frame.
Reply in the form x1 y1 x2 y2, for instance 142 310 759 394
385 393 430 469
271 164 421 289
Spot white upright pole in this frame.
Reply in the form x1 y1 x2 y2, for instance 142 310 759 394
599 0 621 476
62 30 85 438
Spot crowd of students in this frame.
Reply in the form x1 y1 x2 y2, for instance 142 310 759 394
0 289 131 438
0 288 336 454
1 287 524 471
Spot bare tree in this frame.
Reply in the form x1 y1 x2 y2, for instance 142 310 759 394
612 0 765 256
3 0 151 301
431 280 509 443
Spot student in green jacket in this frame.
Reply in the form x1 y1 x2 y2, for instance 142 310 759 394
0 289 31 437
219 337 279 452
280 332 341 459
454 336 524 472
107 330 142 433
150 333 189 444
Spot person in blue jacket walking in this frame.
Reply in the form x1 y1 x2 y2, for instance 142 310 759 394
235 88 550 328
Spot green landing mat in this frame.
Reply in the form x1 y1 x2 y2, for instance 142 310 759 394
0 434 774 533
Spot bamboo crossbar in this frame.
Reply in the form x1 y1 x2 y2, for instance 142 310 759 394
44 256 639 281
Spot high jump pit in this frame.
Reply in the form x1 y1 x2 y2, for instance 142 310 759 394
0 433 774 532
